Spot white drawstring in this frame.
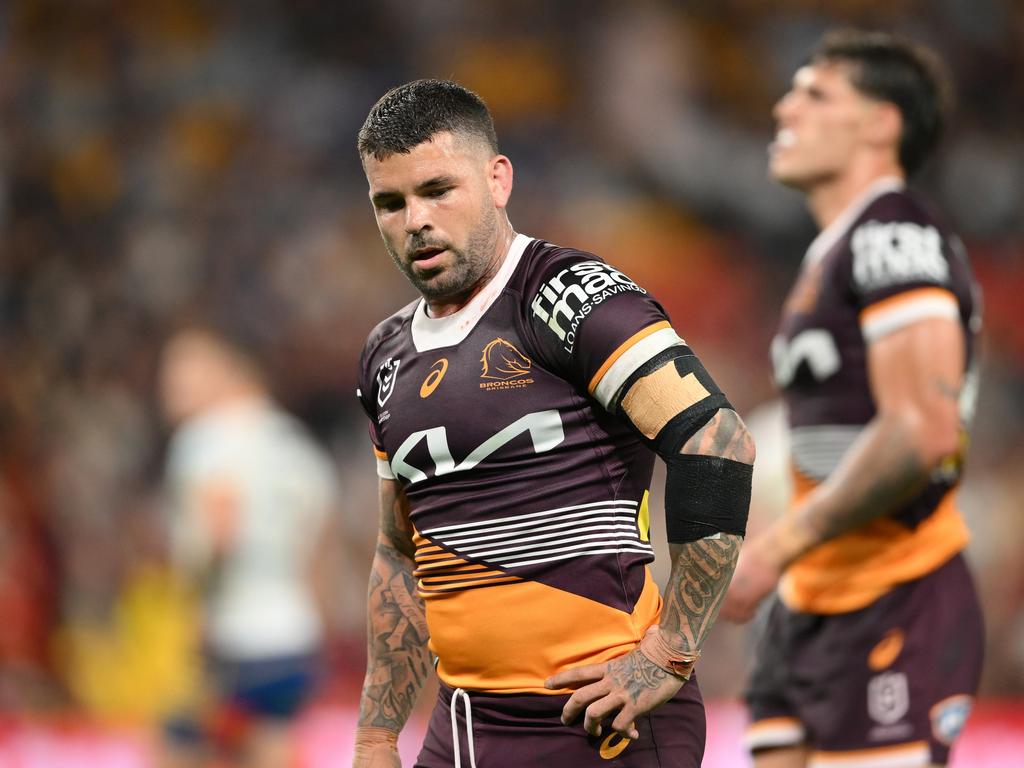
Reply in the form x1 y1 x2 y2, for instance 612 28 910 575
449 687 478 768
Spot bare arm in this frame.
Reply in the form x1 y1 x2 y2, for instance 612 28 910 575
353 478 431 765
659 411 750 653
723 316 964 621
548 362 754 740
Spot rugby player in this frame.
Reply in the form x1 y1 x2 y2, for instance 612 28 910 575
721 30 984 768
352 80 754 767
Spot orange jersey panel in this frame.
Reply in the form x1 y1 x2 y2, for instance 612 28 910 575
422 561 662 694
780 467 969 614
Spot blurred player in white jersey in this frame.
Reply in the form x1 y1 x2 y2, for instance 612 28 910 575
159 325 341 768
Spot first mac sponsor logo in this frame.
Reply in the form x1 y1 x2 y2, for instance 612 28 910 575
531 260 645 353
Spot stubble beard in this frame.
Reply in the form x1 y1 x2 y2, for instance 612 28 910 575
387 202 501 302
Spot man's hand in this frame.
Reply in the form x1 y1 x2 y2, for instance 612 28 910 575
544 648 684 740
353 726 401 767
720 534 784 623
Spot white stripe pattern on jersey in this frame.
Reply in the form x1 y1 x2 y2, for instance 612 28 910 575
790 425 863 481
420 499 653 569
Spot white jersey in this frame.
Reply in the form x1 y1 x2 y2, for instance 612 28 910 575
166 398 337 659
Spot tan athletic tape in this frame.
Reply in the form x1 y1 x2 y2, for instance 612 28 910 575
638 627 699 680
353 727 400 766
621 366 711 439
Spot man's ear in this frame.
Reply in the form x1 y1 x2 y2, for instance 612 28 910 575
488 155 514 208
866 100 902 153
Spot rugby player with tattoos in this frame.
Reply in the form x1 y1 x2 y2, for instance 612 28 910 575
352 79 753 767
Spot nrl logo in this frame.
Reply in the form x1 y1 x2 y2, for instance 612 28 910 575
376 357 401 407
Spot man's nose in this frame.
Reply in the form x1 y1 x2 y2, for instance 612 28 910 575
404 197 431 233
773 92 796 124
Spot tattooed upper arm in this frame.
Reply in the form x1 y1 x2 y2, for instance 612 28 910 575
379 478 415 559
681 409 755 465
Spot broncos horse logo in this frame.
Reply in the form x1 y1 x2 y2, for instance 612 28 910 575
480 338 532 380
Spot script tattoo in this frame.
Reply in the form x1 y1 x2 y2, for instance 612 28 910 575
663 534 741 649
659 407 749 651
358 483 431 732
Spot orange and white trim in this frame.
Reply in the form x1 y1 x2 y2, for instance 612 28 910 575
745 716 806 751
808 740 930 767
373 446 395 480
589 321 685 408
860 287 959 343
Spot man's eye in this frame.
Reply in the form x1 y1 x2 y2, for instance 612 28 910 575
426 188 450 198
377 199 404 212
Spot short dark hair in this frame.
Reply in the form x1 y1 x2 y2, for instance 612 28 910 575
357 79 499 161
812 29 953 176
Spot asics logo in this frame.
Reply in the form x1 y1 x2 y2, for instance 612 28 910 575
420 358 448 398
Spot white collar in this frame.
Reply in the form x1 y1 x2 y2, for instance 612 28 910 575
804 176 905 265
410 233 532 352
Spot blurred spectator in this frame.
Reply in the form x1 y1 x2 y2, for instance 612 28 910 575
156 325 341 768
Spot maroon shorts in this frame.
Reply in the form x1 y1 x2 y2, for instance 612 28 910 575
416 674 705 767
745 553 984 766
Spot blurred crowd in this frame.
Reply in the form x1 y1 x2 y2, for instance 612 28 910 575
0 0 1022 738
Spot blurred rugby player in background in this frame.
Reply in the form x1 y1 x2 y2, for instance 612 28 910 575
723 30 984 768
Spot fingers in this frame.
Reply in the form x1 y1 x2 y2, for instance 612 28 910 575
611 714 640 741
559 680 608 725
545 662 607 690
566 687 638 740
582 692 621 737
549 657 661 741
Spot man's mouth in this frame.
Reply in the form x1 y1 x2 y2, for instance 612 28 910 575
770 128 796 153
410 246 448 269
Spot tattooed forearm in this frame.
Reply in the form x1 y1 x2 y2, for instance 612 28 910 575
357 538 431 731
660 534 742 653
358 480 431 733
653 407 750 652
797 416 928 546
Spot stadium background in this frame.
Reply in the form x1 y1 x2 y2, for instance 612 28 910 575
0 0 1021 765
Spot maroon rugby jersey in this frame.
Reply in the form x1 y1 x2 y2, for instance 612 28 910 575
771 179 981 613
357 234 690 693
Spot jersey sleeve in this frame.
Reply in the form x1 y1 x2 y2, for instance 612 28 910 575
523 250 685 410
848 205 962 343
356 345 396 480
